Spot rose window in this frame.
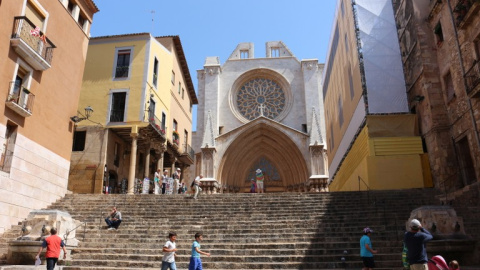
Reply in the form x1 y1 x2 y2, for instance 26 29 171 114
236 78 286 120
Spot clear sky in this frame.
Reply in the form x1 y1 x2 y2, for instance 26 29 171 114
89 0 338 130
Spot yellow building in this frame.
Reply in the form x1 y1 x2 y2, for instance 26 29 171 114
0 0 98 233
324 0 431 191
69 33 197 194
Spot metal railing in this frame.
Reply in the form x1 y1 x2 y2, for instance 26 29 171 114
114 66 129 78
183 143 195 160
109 109 124 122
6 81 35 112
11 16 55 64
465 60 480 95
358 176 371 205
148 114 166 138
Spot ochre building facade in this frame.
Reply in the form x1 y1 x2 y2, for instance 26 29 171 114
0 0 98 233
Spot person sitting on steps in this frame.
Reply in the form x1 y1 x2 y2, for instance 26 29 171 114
105 206 122 230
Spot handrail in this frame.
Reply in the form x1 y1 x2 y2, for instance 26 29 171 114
63 221 86 245
358 176 370 204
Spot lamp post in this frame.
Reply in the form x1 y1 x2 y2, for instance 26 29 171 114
70 106 94 123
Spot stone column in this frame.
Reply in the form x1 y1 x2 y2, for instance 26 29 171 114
127 127 138 195
157 152 163 171
144 145 150 178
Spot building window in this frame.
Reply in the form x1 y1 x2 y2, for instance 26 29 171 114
348 67 354 100
240 50 249 59
8 63 34 113
182 88 185 99
67 1 74 14
78 14 86 28
161 112 166 130
153 57 159 87
341 1 345 17
329 124 334 150
444 71 455 102
171 71 175 85
271 47 280 57
0 124 17 173
456 136 476 187
302 124 307 133
26 0 45 29
114 49 132 79
184 130 188 150
178 82 181 94
189 101 192 112
172 120 179 144
434 22 444 46
110 92 126 122
72 131 86 151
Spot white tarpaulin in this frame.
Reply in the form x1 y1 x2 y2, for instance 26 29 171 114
356 0 409 113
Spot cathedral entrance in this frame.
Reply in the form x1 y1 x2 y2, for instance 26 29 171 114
217 119 309 193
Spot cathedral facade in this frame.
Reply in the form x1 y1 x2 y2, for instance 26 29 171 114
191 41 328 193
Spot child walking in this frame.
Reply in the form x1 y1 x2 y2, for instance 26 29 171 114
161 232 178 270
188 232 211 270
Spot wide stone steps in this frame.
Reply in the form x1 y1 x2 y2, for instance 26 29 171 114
0 189 443 269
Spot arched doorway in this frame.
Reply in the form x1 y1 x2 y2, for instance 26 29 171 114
218 121 308 192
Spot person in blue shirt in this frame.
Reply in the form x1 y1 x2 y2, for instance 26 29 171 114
404 219 433 270
360 227 378 270
188 232 210 270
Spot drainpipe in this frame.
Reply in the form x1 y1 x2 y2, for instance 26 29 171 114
445 0 480 151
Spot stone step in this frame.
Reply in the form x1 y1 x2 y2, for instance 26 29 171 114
71 247 402 256
71 241 403 250
69 252 404 263
63 258 404 269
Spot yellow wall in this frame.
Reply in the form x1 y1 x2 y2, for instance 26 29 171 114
329 118 428 191
147 39 173 125
157 37 194 147
79 35 150 126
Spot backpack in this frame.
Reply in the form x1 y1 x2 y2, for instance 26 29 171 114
190 180 195 188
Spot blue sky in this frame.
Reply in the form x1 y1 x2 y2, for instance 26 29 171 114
90 0 338 129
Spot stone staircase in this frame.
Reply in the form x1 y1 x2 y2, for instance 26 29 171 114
1 189 441 269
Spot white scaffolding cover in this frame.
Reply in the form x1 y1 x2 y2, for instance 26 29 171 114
356 0 408 113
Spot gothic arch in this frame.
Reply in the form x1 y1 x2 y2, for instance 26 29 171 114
218 121 308 191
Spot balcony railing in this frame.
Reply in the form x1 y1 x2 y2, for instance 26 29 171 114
148 114 166 138
115 66 129 78
465 60 480 97
10 16 55 70
5 81 35 117
109 110 125 122
183 143 195 160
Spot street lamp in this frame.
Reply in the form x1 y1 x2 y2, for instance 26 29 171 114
70 106 94 123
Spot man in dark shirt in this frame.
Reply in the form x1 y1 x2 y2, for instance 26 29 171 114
403 219 433 270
